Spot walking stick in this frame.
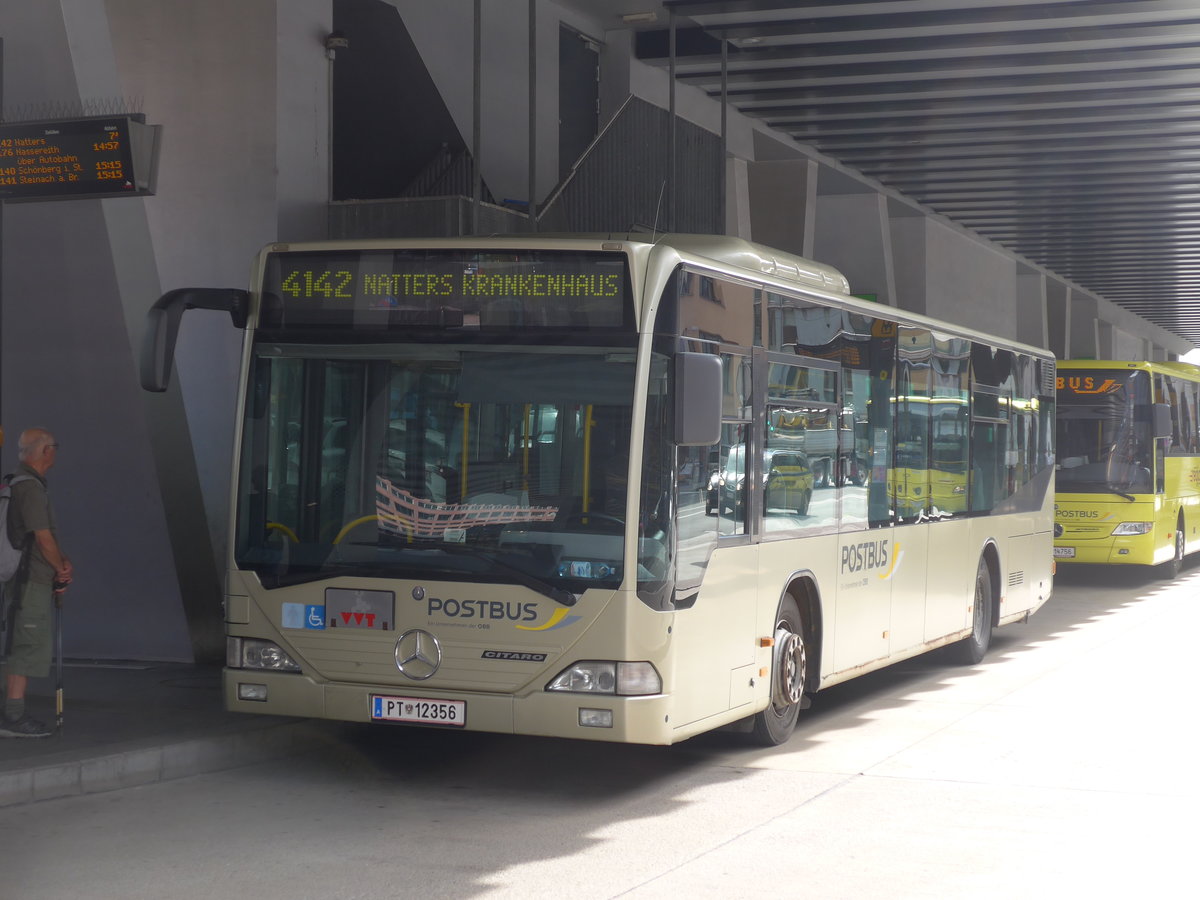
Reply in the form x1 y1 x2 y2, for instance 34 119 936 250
54 589 64 734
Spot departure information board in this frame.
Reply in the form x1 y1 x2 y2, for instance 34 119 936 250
0 116 158 201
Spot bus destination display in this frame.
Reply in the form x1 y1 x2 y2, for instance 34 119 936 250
262 249 632 331
0 117 155 201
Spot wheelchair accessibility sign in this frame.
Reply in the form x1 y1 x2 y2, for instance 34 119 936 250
282 602 326 630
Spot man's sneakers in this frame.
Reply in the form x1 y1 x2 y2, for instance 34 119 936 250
0 714 52 738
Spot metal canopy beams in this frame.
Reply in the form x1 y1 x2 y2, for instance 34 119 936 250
632 0 1200 345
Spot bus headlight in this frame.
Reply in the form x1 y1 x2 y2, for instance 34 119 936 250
1111 522 1153 536
546 661 662 696
227 637 302 672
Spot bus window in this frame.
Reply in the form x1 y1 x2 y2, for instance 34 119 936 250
866 318 896 528
969 346 1014 514
707 350 751 537
894 327 932 524
930 334 970 515
1056 368 1154 495
763 358 837 535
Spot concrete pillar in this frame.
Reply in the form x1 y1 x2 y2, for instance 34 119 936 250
889 208 927 316
726 156 751 239
921 220 1016 340
1070 291 1099 359
1016 269 1048 349
1046 280 1070 360
0 0 198 660
1096 321 1114 359
746 158 817 259
813 191 895 306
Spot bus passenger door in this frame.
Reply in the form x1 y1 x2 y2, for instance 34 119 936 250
833 331 895 673
888 327 935 654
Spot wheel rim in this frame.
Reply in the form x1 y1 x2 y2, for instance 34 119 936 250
773 625 805 709
1177 529 1185 564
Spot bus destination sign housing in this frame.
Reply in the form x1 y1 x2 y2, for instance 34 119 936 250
260 248 634 333
0 115 161 202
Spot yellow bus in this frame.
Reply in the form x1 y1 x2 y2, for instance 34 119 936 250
1055 359 1200 578
142 234 1055 746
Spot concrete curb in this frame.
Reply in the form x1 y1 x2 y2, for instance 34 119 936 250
0 720 320 808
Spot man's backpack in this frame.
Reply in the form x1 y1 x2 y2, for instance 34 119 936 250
0 475 34 582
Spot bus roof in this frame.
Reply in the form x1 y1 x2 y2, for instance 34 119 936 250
641 234 851 296
1058 359 1200 382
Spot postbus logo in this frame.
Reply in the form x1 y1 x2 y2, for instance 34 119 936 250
414 588 582 632
1054 504 1110 520
841 538 890 575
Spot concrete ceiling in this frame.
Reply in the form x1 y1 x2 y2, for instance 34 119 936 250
582 0 1200 347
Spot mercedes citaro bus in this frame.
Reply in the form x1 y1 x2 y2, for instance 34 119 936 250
143 234 1055 745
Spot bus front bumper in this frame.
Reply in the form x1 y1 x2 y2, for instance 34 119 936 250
1053 536 1159 566
223 668 679 745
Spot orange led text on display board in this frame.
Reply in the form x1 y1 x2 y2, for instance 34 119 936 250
0 117 156 201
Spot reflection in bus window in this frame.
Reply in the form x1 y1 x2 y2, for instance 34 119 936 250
893 327 932 523
763 359 836 535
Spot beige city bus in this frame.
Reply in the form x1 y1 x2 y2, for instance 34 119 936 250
142 234 1055 745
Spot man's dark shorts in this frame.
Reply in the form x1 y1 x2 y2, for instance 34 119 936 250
5 580 53 678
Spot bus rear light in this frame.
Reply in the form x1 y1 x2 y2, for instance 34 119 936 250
227 637 302 672
1111 522 1153 536
546 660 662 696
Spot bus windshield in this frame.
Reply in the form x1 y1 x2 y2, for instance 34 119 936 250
235 345 657 593
1056 369 1154 494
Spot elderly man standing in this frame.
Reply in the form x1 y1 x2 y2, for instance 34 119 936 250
1 428 73 738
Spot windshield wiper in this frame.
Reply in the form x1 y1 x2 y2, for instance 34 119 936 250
437 545 578 607
1082 485 1136 502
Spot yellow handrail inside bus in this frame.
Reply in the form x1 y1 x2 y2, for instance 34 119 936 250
266 522 299 543
456 401 471 500
582 404 594 514
334 516 378 544
333 516 412 545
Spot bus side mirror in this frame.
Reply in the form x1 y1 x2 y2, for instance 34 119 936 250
1153 403 1173 440
674 352 721 446
140 288 250 392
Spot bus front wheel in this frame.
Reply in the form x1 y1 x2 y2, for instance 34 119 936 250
751 596 806 746
950 556 993 665
1157 519 1185 580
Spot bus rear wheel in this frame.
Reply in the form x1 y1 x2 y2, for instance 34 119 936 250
950 556 993 665
751 596 806 746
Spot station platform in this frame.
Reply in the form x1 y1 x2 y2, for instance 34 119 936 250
0 661 319 808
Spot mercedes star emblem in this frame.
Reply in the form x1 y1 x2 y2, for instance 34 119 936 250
394 629 442 680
